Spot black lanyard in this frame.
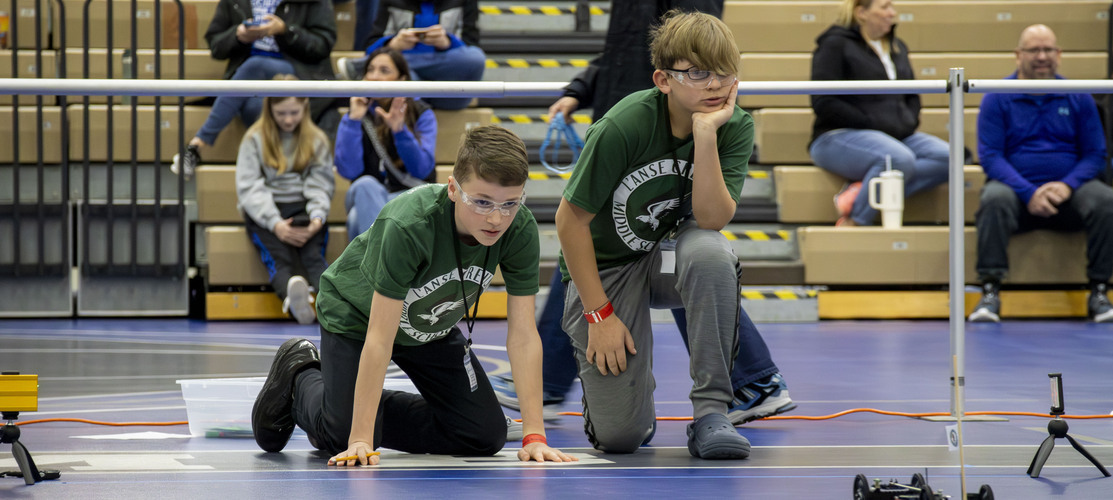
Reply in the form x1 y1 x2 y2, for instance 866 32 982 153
449 207 491 348
664 99 695 232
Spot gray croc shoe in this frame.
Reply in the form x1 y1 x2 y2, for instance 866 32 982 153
686 413 751 460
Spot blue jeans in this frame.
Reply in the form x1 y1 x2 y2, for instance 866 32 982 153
345 176 401 242
353 0 380 50
809 129 949 225
538 268 778 401
406 46 486 110
196 56 296 145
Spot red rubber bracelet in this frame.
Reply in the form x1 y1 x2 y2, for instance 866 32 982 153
522 433 547 447
583 301 613 324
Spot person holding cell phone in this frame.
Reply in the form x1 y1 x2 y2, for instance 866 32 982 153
335 47 438 242
338 0 484 110
172 0 337 179
237 76 335 325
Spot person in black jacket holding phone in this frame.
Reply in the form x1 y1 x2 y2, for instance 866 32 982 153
809 0 948 227
172 0 337 179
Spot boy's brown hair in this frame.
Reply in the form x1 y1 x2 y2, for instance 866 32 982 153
452 125 529 187
649 10 741 78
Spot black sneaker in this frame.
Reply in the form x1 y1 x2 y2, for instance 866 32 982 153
252 338 320 453
1088 283 1113 323
171 144 201 180
968 282 1001 323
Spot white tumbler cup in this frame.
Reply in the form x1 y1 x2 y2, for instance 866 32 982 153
868 169 904 229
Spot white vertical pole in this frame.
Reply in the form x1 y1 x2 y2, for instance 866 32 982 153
948 68 967 419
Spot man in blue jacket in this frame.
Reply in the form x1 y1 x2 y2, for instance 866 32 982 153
969 24 1113 323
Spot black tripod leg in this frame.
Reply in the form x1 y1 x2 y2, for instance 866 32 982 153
1027 435 1057 478
10 440 43 485
1064 435 1112 477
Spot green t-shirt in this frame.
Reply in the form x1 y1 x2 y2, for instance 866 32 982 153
559 88 754 280
316 183 540 345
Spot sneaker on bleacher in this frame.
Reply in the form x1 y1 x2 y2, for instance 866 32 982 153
283 276 316 325
170 144 201 180
336 56 363 81
968 282 1001 323
833 181 861 219
1088 283 1113 323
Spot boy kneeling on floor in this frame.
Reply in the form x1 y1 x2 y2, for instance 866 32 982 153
252 125 575 465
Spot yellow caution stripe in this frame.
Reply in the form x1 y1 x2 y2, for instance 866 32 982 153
740 289 818 300
491 113 593 125
719 229 792 241
479 5 607 15
528 171 573 180
486 58 591 69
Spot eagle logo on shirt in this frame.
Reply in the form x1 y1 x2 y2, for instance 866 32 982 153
611 158 692 252
400 268 492 343
636 199 680 231
417 293 475 325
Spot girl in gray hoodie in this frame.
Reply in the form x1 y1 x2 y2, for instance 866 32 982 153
236 82 336 324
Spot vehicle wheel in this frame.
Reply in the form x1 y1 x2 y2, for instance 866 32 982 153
853 474 870 500
919 486 935 500
910 473 926 489
978 484 994 500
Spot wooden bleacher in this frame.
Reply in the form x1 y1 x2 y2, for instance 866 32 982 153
723 0 1111 319
2 0 1110 319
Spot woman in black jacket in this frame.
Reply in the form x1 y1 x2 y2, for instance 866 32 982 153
809 0 948 226
173 0 337 178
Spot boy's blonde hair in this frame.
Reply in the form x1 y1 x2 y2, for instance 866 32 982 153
649 10 740 77
246 75 327 175
452 125 529 187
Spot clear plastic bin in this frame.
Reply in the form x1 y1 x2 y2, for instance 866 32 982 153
176 377 265 438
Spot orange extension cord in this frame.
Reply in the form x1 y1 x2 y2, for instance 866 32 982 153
13 409 1113 427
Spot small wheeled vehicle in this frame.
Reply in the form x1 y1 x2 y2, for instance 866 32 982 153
853 473 994 500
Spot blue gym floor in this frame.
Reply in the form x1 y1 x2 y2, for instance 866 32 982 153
1 317 1111 498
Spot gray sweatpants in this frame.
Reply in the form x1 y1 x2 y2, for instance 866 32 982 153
562 219 739 453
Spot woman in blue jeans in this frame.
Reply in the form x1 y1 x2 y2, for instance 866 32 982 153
345 0 485 110
173 0 337 177
809 0 948 226
334 48 437 241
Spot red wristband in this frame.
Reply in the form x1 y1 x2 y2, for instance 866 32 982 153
583 301 613 324
522 433 547 447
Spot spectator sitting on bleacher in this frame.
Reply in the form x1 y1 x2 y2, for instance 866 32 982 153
492 0 796 427
172 0 337 179
968 24 1113 324
335 47 437 242
808 0 948 227
236 78 336 325
337 0 484 110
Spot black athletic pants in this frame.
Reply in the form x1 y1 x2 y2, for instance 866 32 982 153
291 326 507 456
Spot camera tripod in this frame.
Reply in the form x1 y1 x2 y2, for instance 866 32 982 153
1027 416 1110 479
1 411 59 485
